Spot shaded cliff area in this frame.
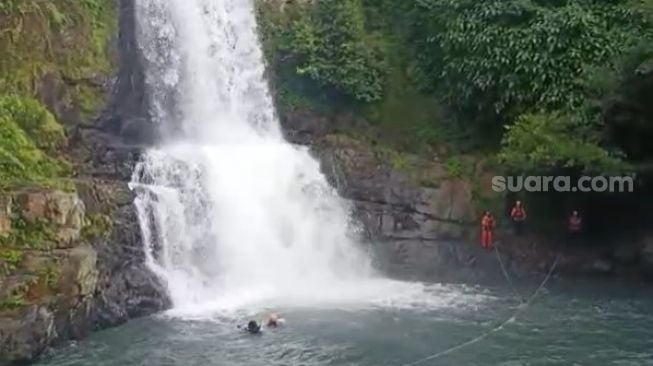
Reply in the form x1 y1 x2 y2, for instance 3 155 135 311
278 111 653 285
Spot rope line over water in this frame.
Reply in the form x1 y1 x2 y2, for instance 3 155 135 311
400 241 562 366
493 243 527 304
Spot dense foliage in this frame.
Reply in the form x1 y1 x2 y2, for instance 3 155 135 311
0 0 115 189
411 1 645 115
498 112 626 173
0 96 71 189
258 0 653 174
0 0 116 118
259 0 385 103
0 97 66 152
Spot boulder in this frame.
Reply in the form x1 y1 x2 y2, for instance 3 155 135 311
75 179 134 216
313 134 476 243
280 109 365 146
59 245 99 300
0 306 55 364
12 190 85 248
118 117 160 145
13 190 84 229
0 185 168 364
92 204 171 328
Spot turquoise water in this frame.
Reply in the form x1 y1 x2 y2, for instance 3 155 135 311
38 281 653 366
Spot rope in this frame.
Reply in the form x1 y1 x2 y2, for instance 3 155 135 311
400 241 563 366
493 242 526 304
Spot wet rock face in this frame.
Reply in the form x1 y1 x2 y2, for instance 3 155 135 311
306 131 653 283
0 188 92 364
92 200 171 328
314 136 477 232
0 184 169 364
311 134 494 282
12 190 86 248
0 306 55 363
79 0 170 335
96 0 161 146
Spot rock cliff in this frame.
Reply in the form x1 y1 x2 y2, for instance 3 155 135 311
0 1 168 364
287 110 653 284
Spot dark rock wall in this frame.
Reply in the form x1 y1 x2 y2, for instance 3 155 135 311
99 0 157 144
287 111 653 284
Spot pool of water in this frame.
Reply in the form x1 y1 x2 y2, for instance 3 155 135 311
38 280 653 366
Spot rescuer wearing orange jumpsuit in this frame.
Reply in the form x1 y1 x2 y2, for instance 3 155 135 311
510 200 527 236
480 211 496 249
568 210 582 243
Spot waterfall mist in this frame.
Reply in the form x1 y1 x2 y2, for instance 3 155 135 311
129 0 462 316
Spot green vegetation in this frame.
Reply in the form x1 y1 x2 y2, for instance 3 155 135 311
0 0 116 100
0 294 26 310
82 213 113 240
445 157 466 179
0 277 35 311
0 249 23 275
258 0 653 175
498 112 628 174
0 0 116 189
39 265 60 290
0 214 58 250
0 96 66 151
259 0 385 104
0 96 73 190
410 1 645 115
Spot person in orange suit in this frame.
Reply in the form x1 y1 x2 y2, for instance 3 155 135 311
568 210 582 234
567 210 582 244
510 200 527 235
480 211 496 249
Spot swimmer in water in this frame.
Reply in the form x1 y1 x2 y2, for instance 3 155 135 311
265 313 285 328
238 320 262 334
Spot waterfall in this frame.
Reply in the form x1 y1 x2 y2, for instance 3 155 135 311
129 0 380 313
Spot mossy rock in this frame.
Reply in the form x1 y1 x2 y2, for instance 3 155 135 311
0 0 117 123
0 246 96 311
0 96 73 191
0 249 24 277
0 217 59 250
0 96 66 151
82 213 113 240
0 275 37 311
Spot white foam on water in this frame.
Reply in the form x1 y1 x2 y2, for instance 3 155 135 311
131 0 487 319
158 280 494 320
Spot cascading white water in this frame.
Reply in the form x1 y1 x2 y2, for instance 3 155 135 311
129 0 483 316
130 0 378 312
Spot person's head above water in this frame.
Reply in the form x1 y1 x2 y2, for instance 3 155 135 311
247 320 261 333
